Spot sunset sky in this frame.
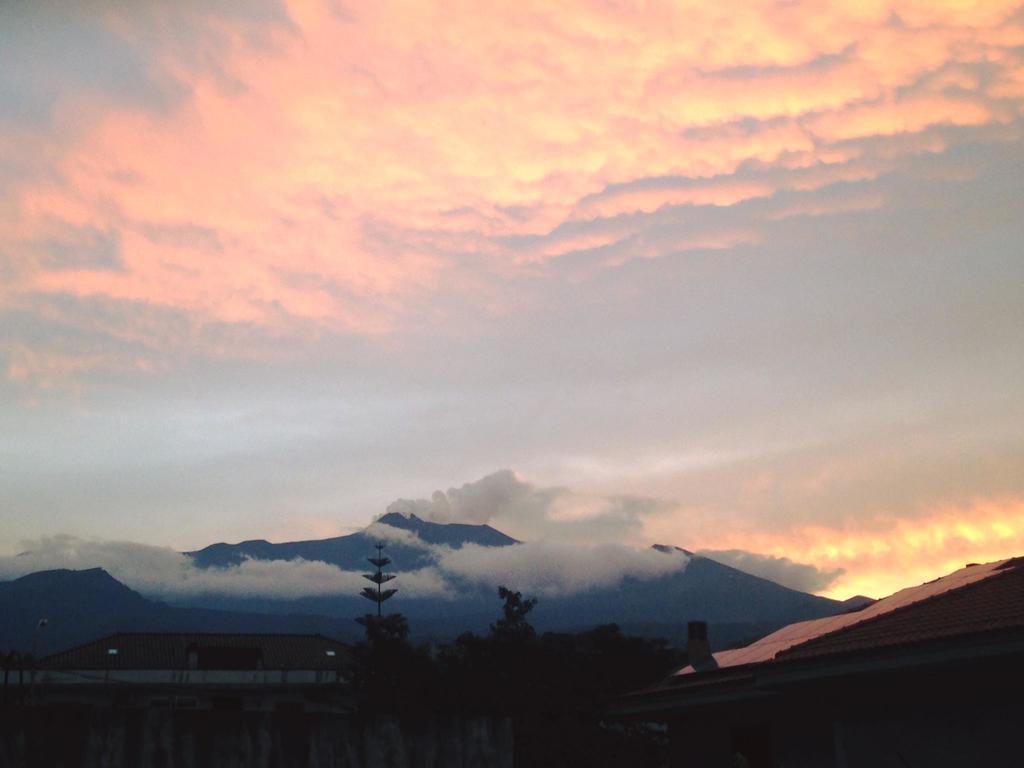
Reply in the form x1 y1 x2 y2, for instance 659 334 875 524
2 0 1023 600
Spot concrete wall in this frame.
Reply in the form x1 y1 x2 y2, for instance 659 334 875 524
0 708 514 768
669 701 1022 768
831 703 1021 768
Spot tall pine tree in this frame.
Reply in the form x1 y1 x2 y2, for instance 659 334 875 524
360 542 397 617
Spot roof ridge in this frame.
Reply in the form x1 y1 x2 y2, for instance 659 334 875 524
777 562 1018 660
98 631 329 638
41 631 124 660
43 631 348 660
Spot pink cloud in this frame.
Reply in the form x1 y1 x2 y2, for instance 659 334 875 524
2 0 1023 379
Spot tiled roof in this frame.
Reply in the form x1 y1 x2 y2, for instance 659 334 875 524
778 559 1024 661
671 557 1024 677
43 633 350 671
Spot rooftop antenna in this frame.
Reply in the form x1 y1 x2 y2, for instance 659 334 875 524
361 542 397 617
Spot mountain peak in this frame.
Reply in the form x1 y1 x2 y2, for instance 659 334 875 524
188 511 519 571
9 568 148 605
841 595 876 612
372 512 519 547
376 511 424 528
653 544 694 556
15 566 118 585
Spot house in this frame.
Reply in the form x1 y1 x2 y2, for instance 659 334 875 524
33 632 352 713
615 557 1024 767
2 632 512 766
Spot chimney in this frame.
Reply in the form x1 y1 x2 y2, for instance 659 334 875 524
688 621 718 672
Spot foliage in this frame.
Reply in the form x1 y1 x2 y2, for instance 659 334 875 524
350 613 438 715
348 586 683 767
355 612 410 645
360 543 398 615
490 586 538 641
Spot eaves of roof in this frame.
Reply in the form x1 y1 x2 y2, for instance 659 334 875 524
613 627 1024 718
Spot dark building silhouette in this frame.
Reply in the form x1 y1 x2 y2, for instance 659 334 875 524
5 632 513 768
32 632 351 712
616 557 1024 767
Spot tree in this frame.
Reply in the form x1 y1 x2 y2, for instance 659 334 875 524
490 586 537 641
355 612 409 645
351 542 439 713
359 542 397 617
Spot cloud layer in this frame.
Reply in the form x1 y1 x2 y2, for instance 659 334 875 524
2 0 1022 381
698 550 845 593
439 541 688 597
386 469 674 545
0 534 449 600
5 471 1024 602
1 3 1022 607
383 469 1024 600
0 522 689 601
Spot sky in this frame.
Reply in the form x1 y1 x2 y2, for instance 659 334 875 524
1 0 1023 601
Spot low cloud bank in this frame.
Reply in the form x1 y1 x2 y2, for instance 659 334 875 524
438 541 689 597
0 535 450 600
1 531 689 602
0 471 837 601
698 549 844 593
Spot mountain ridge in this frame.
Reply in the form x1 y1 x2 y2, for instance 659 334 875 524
0 567 358 656
180 516 843 646
3 518 848 655
186 512 518 571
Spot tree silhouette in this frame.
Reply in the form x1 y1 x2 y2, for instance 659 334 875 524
490 586 537 641
359 542 397 617
343 581 681 764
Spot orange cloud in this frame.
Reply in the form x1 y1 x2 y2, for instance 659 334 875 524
691 498 1024 600
808 94 996 143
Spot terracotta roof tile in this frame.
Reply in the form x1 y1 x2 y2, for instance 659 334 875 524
777 561 1024 661
671 558 1019 676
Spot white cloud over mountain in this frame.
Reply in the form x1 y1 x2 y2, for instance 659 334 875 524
0 522 689 601
385 469 674 545
0 535 450 600
438 540 688 597
698 549 844 593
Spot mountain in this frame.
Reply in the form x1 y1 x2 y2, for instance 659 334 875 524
3 518 852 654
182 517 846 648
841 595 876 611
0 568 358 656
187 512 518 570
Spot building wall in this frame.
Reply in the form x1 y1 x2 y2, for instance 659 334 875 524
668 716 733 767
0 708 514 768
670 699 1023 768
36 669 345 686
33 684 351 713
662 651 1024 768
830 702 1020 768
